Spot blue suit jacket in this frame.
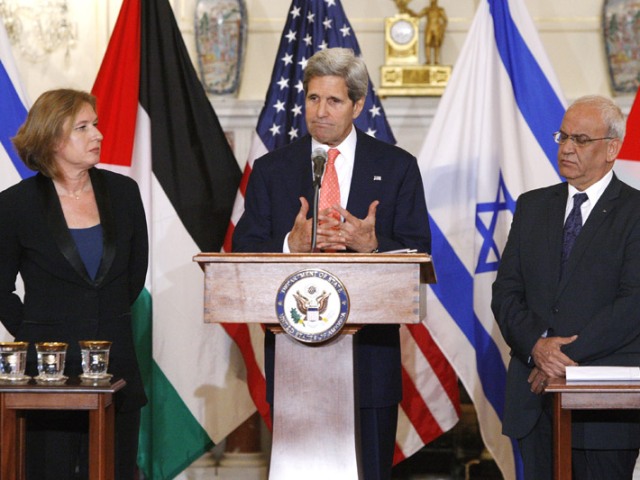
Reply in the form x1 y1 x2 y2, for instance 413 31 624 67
492 174 640 448
233 128 431 407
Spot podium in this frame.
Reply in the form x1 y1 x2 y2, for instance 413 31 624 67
194 253 435 480
545 378 640 480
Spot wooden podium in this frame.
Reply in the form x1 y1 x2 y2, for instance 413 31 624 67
545 378 640 480
194 253 435 480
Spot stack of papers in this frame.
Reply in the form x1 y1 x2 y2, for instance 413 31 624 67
566 366 640 381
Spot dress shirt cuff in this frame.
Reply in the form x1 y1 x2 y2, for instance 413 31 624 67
283 233 291 253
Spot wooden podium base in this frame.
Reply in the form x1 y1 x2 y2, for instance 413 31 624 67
270 332 361 480
194 253 435 480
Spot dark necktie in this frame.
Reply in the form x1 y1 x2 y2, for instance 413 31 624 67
561 192 588 272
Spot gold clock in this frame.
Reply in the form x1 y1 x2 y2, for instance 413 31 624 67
385 14 419 65
379 12 451 96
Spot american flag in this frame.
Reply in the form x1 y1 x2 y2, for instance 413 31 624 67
223 0 460 464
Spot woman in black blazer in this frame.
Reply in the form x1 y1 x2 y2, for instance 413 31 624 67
0 89 148 479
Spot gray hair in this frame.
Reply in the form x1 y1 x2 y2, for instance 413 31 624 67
569 95 626 141
303 48 369 103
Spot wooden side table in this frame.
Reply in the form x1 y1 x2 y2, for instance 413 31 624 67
0 377 125 480
545 378 640 480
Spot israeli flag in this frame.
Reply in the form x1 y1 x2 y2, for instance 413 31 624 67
0 21 30 342
0 20 30 192
418 1 565 478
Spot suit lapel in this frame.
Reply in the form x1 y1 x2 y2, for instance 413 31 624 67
289 136 317 210
90 168 116 284
547 184 567 286
37 169 116 286
559 176 620 290
346 130 377 218
37 174 93 284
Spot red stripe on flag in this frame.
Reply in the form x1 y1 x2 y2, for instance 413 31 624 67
394 324 459 465
619 91 640 162
406 323 460 411
221 323 272 430
222 224 236 254
91 0 141 168
223 163 253 252
399 366 444 442
238 163 252 196
393 443 406 464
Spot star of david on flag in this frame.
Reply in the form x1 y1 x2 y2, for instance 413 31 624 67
475 172 516 274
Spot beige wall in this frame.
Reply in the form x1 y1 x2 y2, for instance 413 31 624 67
4 0 625 105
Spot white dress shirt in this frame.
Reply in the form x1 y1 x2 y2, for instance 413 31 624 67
283 126 358 252
565 170 613 225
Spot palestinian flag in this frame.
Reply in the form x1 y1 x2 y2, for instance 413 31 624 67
615 91 640 188
91 0 245 477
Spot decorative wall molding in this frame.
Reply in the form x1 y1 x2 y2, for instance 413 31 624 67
210 95 634 170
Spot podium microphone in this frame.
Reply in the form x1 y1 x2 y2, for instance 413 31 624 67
311 148 327 252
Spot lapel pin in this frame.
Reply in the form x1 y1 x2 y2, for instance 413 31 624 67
373 175 382 181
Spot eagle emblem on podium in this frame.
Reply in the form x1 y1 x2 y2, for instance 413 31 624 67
292 288 331 324
276 269 350 343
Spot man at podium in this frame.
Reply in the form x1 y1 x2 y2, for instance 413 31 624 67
233 47 431 480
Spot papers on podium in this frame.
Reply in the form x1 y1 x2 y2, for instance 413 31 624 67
566 366 640 382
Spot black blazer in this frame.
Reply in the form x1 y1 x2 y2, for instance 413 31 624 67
492 174 640 449
0 168 148 411
233 128 431 407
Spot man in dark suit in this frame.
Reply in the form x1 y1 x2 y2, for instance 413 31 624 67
233 47 430 480
492 95 640 479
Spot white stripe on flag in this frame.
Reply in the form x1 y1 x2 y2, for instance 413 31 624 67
394 407 421 459
615 160 640 191
401 330 457 427
615 91 640 190
150 175 256 439
227 134 267 228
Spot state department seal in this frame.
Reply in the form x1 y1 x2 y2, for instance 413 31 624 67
275 268 350 343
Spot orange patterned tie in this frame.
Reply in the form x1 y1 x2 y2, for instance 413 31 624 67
319 148 341 221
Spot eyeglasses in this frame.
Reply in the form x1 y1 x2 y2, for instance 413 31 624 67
553 131 615 147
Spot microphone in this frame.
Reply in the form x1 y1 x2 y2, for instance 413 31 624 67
312 148 327 188
311 148 327 252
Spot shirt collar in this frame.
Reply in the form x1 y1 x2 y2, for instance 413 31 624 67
567 170 613 205
311 126 357 164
